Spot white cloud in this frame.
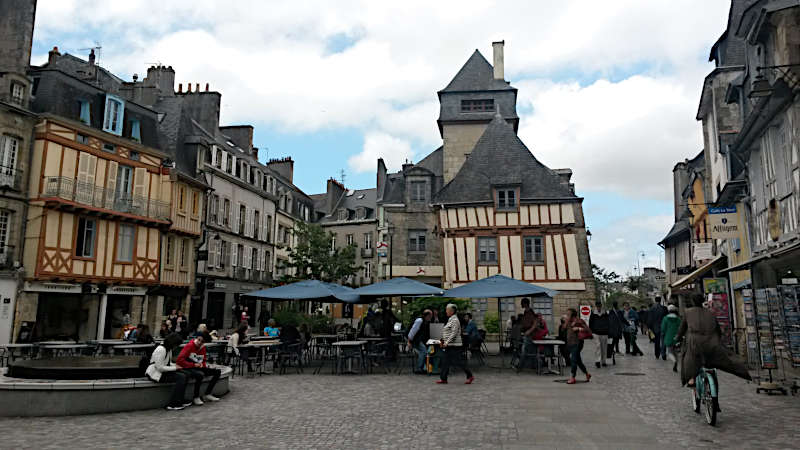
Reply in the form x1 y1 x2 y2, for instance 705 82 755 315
589 214 673 276
348 132 413 173
33 0 728 156
517 76 703 201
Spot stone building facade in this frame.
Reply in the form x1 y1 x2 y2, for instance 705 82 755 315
0 0 37 344
311 178 379 318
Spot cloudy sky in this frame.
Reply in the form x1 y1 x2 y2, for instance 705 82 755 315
31 0 732 277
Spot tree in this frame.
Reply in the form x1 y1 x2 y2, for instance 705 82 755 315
592 264 621 302
280 222 360 283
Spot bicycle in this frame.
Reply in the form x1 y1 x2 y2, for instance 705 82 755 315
691 366 720 426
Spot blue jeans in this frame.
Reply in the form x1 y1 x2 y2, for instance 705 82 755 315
414 341 427 371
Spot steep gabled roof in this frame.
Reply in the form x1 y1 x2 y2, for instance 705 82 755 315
440 50 515 93
433 113 576 204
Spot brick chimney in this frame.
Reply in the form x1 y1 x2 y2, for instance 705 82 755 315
88 49 95 65
326 178 346 215
267 157 294 184
145 65 175 97
48 46 60 66
492 40 504 80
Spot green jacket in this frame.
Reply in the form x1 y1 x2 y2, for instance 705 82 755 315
661 313 681 347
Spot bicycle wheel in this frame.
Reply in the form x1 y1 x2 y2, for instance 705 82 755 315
703 376 717 426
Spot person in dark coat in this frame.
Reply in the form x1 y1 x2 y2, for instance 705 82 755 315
607 301 624 360
589 301 610 368
676 294 751 387
648 300 668 359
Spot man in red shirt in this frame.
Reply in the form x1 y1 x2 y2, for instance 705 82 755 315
176 332 222 405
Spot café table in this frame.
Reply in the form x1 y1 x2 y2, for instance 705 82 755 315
1 343 37 363
332 340 367 375
242 341 281 375
532 339 565 375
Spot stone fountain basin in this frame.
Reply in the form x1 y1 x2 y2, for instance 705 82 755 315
8 356 143 380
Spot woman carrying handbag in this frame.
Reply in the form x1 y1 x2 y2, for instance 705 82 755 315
565 308 592 385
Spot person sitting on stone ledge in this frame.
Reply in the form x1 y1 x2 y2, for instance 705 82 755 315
176 332 222 406
146 333 193 411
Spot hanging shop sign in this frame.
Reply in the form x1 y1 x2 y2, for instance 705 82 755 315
693 242 714 261
708 206 740 239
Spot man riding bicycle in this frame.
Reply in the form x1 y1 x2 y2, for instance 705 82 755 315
676 293 751 390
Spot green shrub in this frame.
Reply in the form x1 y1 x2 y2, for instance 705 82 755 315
273 310 301 327
405 297 471 327
483 312 500 333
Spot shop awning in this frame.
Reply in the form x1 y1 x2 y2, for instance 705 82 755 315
669 255 726 289
718 241 800 275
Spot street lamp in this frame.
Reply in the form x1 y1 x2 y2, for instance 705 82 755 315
387 222 395 279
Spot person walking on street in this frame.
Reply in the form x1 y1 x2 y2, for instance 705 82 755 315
589 301 610 368
436 304 474 385
649 299 668 360
660 304 681 372
623 303 643 356
607 301 624 362
407 309 432 374
565 308 592 385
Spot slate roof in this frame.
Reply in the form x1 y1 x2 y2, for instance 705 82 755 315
440 50 515 93
416 146 443 176
315 188 377 224
658 219 690 246
433 112 576 204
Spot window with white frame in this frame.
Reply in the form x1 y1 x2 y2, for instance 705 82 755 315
0 135 19 176
346 234 354 246
523 236 544 263
75 218 96 258
478 236 497 264
364 232 372 249
103 94 125 135
0 210 9 251
363 261 372 278
116 224 135 262
496 188 517 210
408 230 426 252
10 83 24 105
411 181 426 203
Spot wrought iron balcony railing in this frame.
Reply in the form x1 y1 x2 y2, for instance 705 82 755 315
42 176 170 222
0 166 23 190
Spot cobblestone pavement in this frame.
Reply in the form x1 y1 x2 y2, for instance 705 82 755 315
2 340 799 449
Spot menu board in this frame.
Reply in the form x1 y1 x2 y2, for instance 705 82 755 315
742 289 761 367
786 286 800 367
755 289 777 369
703 278 733 348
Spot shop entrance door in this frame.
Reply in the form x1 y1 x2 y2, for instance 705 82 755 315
207 292 225 331
104 296 132 339
36 295 82 341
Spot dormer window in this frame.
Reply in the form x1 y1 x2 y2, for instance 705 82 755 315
356 207 367 220
495 188 517 211
130 119 141 142
78 100 91 124
102 94 125 136
338 209 347 221
461 99 494 112
410 181 426 203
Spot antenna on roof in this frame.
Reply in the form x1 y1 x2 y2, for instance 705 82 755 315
339 169 346 186
78 41 102 65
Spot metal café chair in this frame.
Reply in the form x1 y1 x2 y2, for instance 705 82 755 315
365 341 391 374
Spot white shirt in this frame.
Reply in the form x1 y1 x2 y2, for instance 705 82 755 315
146 345 176 382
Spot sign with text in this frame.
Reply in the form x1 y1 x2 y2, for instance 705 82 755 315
708 206 740 239
693 242 714 261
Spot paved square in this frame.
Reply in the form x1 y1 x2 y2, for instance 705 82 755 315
2 341 799 449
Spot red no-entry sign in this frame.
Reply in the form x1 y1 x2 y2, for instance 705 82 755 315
580 305 591 316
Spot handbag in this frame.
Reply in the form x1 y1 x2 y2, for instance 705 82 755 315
576 319 593 340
